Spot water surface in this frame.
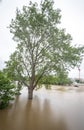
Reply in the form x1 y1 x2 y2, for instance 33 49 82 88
0 86 84 130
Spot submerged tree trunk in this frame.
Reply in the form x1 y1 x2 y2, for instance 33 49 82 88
28 87 33 99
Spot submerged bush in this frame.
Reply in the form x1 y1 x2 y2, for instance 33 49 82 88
0 71 15 109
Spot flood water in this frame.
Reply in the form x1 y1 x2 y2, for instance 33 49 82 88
0 86 84 130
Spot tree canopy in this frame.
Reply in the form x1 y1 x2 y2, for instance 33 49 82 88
5 0 84 99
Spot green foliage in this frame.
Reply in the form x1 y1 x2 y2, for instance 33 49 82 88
39 75 57 85
0 71 15 109
55 70 71 85
38 73 72 86
6 0 84 95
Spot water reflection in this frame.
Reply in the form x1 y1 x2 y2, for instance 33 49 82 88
0 87 84 130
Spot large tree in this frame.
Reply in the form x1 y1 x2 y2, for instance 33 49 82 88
6 0 84 99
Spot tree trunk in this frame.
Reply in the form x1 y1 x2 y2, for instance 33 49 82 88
28 87 33 99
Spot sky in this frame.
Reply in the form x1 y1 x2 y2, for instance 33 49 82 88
0 0 84 79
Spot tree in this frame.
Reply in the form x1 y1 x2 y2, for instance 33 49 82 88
4 54 23 95
0 71 15 109
55 70 70 85
7 0 84 99
38 71 72 86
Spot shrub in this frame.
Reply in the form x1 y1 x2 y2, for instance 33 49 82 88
0 71 15 109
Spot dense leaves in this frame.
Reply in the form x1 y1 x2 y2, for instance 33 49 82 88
38 72 72 86
0 71 15 109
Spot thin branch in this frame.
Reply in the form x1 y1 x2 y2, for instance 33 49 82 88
21 59 31 78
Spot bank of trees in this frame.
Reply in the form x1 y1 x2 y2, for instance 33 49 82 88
38 71 72 86
0 0 84 104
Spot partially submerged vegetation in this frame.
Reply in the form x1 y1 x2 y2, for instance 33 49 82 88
0 71 15 109
0 0 84 109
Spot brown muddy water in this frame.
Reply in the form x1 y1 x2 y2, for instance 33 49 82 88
0 86 84 130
